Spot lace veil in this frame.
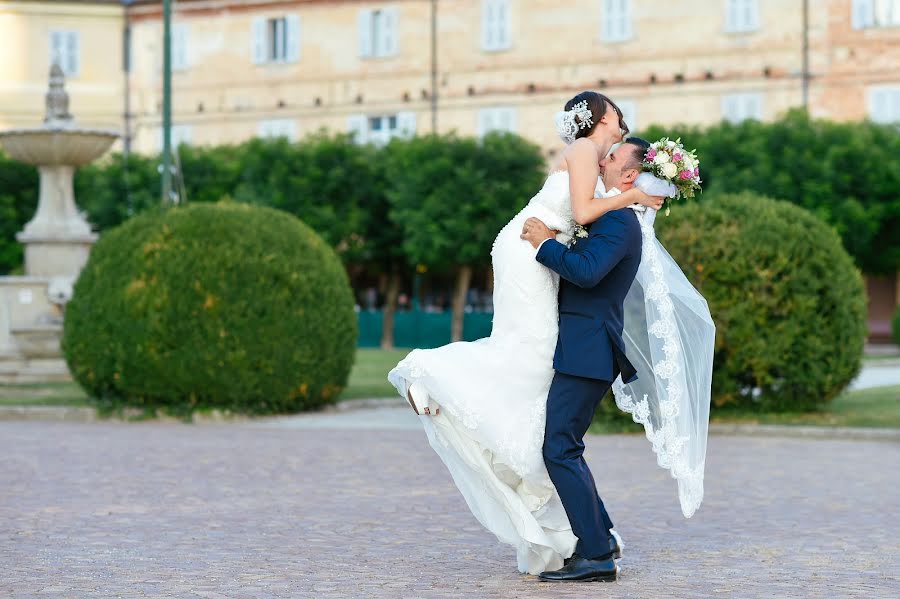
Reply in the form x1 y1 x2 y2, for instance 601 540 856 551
611 207 715 518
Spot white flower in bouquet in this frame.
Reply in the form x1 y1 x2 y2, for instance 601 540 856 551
661 162 678 179
653 151 670 164
666 140 677 148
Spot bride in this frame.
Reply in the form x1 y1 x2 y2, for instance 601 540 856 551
388 91 712 575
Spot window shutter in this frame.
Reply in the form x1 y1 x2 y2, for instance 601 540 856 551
172 24 188 71
287 14 301 62
496 0 510 49
382 8 399 56
852 0 874 29
66 32 79 75
347 114 369 143
252 18 267 64
358 10 373 58
397 111 417 138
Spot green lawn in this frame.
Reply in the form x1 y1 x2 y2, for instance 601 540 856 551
0 349 411 407
338 348 410 400
2 350 896 430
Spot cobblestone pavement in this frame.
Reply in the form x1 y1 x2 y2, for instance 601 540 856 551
2 417 898 598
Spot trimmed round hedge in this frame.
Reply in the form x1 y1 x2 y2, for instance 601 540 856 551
656 192 867 412
63 202 357 414
893 306 900 346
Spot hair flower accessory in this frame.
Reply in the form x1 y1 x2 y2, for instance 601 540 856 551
554 100 594 144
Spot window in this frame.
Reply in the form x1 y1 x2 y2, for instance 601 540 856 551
852 0 900 29
724 0 759 33
358 8 399 58
257 119 297 141
172 23 189 71
477 107 517 136
601 0 632 42
482 0 511 51
157 124 193 150
721 92 763 123
49 30 79 76
616 100 637 134
348 112 416 145
868 86 900 123
252 15 300 64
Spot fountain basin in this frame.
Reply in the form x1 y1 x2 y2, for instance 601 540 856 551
0 127 118 167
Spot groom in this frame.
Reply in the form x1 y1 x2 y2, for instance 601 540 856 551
520 137 651 582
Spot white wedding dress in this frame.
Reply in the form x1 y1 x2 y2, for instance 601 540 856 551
388 171 578 575
388 170 715 574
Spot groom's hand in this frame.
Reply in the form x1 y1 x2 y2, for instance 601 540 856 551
520 217 558 249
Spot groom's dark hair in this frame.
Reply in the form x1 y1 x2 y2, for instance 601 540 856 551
622 137 651 171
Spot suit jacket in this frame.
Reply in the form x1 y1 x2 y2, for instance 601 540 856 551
536 208 642 383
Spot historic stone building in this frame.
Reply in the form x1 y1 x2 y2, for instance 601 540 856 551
0 0 124 133
1 0 899 336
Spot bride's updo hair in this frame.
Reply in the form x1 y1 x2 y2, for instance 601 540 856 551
564 91 629 140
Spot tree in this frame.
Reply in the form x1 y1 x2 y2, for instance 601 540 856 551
385 132 545 341
0 152 37 274
641 110 900 275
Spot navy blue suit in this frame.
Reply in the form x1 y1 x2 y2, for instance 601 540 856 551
535 207 642 560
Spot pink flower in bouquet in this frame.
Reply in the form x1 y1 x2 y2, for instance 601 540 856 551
680 170 692 180
646 148 657 161
673 152 683 161
694 167 700 176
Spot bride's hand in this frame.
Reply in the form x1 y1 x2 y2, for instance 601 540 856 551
633 188 665 210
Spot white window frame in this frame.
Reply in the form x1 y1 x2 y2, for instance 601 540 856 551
721 92 763 123
868 85 900 123
172 23 189 71
852 0 900 29
257 119 297 142
601 0 632 42
724 0 760 33
477 107 517 137
252 15 300 64
481 0 511 52
358 8 399 58
347 112 415 145
49 29 80 77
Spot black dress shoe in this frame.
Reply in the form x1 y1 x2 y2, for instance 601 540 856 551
564 534 622 565
539 556 618 582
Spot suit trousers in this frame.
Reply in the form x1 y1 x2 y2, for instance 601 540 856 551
542 371 615 560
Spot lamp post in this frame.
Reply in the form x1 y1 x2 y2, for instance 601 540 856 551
161 0 173 204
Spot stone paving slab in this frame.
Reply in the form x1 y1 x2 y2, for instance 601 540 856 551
2 420 898 598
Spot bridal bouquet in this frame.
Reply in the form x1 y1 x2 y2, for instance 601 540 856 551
643 138 701 212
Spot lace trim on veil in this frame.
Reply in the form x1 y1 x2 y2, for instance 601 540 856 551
611 211 706 518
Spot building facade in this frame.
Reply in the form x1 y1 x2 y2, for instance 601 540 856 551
0 0 124 133
1 0 899 336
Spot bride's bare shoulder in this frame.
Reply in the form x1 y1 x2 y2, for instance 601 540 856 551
553 139 599 172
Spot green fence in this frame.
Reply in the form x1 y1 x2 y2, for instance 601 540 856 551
358 310 494 348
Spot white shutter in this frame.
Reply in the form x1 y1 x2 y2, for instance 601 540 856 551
617 100 636 133
852 0 874 29
172 23 188 71
868 87 900 123
358 10 373 58
252 17 267 64
602 0 614 40
620 0 632 39
477 109 492 137
381 8 399 56
745 0 760 30
347 114 369 143
397 111 417 138
499 107 516 132
66 31 79 75
481 1 494 50
50 31 64 70
496 0 510 49
286 14 301 62
745 94 762 120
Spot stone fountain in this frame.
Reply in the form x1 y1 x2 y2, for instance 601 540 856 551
0 64 118 382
